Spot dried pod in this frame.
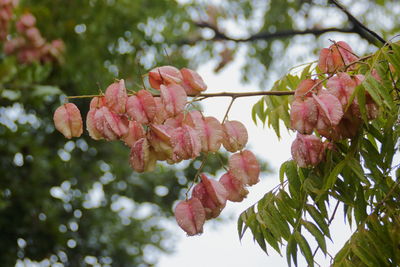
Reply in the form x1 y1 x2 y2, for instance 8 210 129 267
291 133 326 168
222 120 248 152
160 84 187 118
170 125 201 162
126 89 156 124
105 79 128 114
192 174 228 219
180 68 207 95
53 103 83 139
174 197 206 236
326 72 357 107
122 121 146 147
219 172 249 202
318 41 358 73
149 65 183 90
94 106 129 140
152 97 169 124
290 97 318 134
86 97 106 140
313 91 344 128
129 138 157 173
294 79 322 98
228 150 260 186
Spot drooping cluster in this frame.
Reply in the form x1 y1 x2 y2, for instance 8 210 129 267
3 11 65 64
290 41 379 167
0 0 18 41
53 66 261 236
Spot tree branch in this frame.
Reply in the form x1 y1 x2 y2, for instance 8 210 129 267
329 0 387 45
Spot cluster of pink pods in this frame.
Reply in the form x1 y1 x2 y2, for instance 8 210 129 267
290 41 379 168
53 65 260 235
3 11 64 64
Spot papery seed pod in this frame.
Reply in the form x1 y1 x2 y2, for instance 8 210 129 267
290 97 318 135
291 133 326 168
318 109 362 141
197 116 223 153
170 125 201 162
180 68 207 95
160 84 187 118
86 97 106 140
221 120 248 152
318 41 358 73
313 91 344 128
192 174 228 219
53 103 83 139
228 150 260 186
294 79 322 98
148 124 173 161
149 65 183 90
105 79 127 114
94 106 129 140
152 97 169 124
126 89 156 124
326 72 357 107
219 172 248 202
129 138 157 173
174 197 206 236
122 121 146 147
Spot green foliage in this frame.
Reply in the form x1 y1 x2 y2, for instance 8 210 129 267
244 41 400 266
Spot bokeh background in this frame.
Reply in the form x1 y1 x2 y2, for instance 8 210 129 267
1 0 399 266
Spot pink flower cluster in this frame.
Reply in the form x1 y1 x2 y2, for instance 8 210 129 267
53 66 261 235
0 0 17 40
290 41 378 168
4 12 65 64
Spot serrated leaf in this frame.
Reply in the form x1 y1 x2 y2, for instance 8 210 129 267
294 231 314 267
302 220 327 255
306 204 330 238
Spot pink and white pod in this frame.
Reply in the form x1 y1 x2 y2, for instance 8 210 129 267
149 65 183 90
170 125 201 162
195 116 223 153
290 97 318 135
104 79 127 114
294 79 322 99
126 89 156 124
291 133 326 168
152 97 169 124
221 120 248 152
122 121 146 147
86 97 106 140
53 103 83 139
94 106 129 140
174 197 206 236
318 41 358 73
192 174 228 219
313 91 344 128
219 172 249 202
180 68 207 95
160 84 187 118
129 138 157 173
148 124 173 161
228 150 260 186
326 72 357 107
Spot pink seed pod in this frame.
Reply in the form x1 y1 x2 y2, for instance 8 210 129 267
290 97 318 135
228 150 260 186
152 97 169 124
170 125 201 162
94 106 129 140
196 116 224 153
174 197 206 236
221 120 248 152
318 41 358 73
129 138 157 173
149 65 183 90
326 72 357 107
148 124 173 161
192 174 228 220
122 121 146 147
291 133 326 168
53 103 83 139
86 97 106 140
126 89 156 124
160 84 187 118
294 79 322 99
16 13 36 33
180 68 207 95
105 79 128 114
313 91 344 128
219 172 249 202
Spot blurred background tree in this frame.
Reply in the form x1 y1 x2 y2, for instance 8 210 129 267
1 0 398 266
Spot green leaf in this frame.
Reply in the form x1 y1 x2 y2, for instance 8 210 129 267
323 160 346 191
286 235 298 267
294 231 314 267
302 220 327 255
305 204 330 238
